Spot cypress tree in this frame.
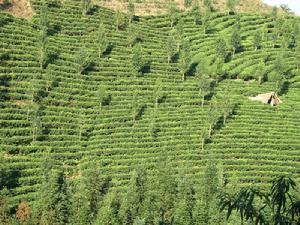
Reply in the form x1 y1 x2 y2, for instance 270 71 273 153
81 0 92 16
39 1 49 69
168 1 179 27
166 33 177 64
179 40 191 81
128 0 135 24
132 43 145 76
230 25 241 56
94 190 121 225
253 29 262 51
226 0 239 15
296 39 300 70
95 23 108 59
33 164 69 225
154 78 163 108
191 0 201 25
215 37 228 62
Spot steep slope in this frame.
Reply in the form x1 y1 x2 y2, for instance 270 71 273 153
0 0 299 206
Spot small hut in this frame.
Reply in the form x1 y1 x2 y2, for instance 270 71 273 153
248 92 282 106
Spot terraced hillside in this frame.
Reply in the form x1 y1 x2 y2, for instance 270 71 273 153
0 0 299 206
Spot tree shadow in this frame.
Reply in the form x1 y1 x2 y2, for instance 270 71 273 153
141 62 151 74
102 94 112 107
279 81 289 95
135 105 147 121
103 44 114 58
45 52 60 68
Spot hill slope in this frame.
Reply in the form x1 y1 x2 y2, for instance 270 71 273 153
0 0 299 206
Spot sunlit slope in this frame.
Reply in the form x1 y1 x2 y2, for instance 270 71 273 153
0 0 299 205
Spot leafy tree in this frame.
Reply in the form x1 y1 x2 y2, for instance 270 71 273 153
75 47 93 75
179 40 191 81
39 0 49 32
166 33 177 63
81 0 92 16
200 125 209 151
70 161 111 225
202 10 211 34
39 1 49 69
196 70 211 107
131 89 138 123
221 88 234 125
128 23 139 47
156 159 177 225
203 0 213 12
296 40 300 70
97 85 107 110
128 0 135 24
230 25 241 56
0 189 10 225
184 0 193 8
168 1 179 27
39 29 48 69
215 37 228 62
254 60 266 84
226 0 239 15
194 160 225 224
271 6 278 21
173 177 194 225
94 190 121 225
95 23 108 59
132 43 146 76
207 101 220 137
191 0 201 25
33 162 69 225
31 103 42 144
220 176 300 225
114 10 126 31
119 168 147 224
253 29 262 51
154 78 163 108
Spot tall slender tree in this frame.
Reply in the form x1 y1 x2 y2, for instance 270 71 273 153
296 39 300 70
154 78 163 109
215 37 228 62
128 0 135 24
95 23 108 59
132 43 145 76
179 40 191 81
191 0 201 25
81 0 92 16
226 0 239 15
230 25 241 56
252 29 262 51
166 33 177 64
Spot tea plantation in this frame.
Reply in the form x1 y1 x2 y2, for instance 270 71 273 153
0 0 299 216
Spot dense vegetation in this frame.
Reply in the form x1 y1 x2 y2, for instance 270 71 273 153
0 0 300 224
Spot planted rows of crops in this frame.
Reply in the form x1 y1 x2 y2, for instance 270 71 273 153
0 0 299 206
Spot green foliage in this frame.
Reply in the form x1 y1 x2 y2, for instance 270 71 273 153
202 10 211 34
154 78 163 108
230 25 241 55
127 24 140 47
166 33 177 63
131 43 146 76
271 6 278 21
215 37 228 62
226 0 239 14
128 0 135 24
253 29 263 51
94 190 121 225
203 0 213 12
81 0 92 16
168 1 179 27
179 40 191 81
296 40 300 70
33 161 69 225
75 47 93 75
220 176 300 225
191 0 201 25
95 23 108 59
114 10 126 31
97 85 107 110
184 0 193 8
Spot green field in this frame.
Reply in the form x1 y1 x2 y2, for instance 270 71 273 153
0 0 300 224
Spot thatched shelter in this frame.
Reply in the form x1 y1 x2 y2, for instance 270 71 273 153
248 92 282 106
